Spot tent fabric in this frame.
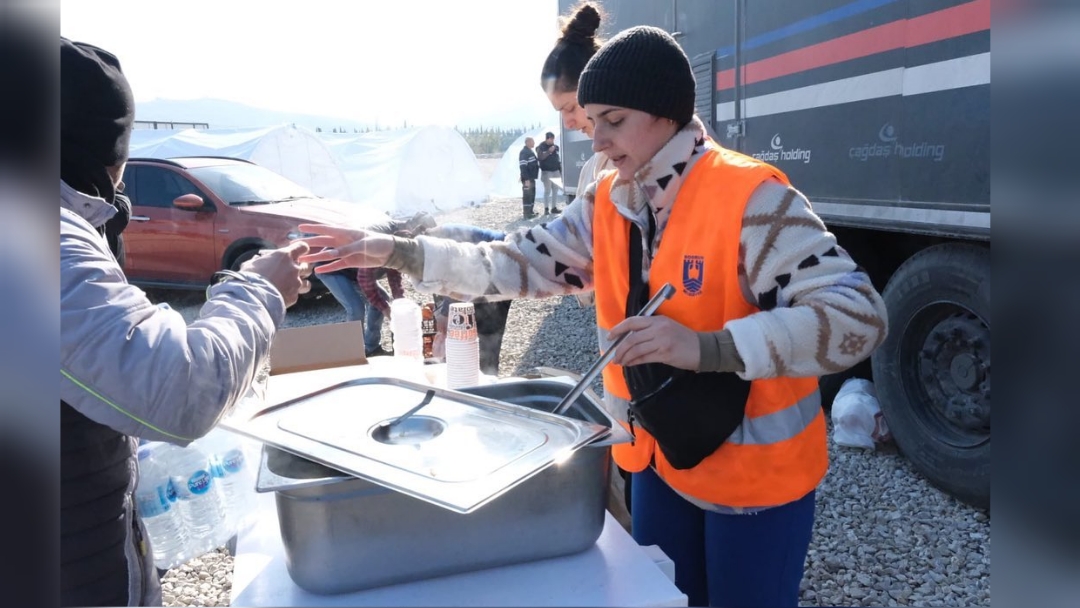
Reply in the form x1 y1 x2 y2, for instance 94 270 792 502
488 125 561 199
128 125 352 201
318 126 488 216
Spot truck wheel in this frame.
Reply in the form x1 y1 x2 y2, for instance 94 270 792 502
871 243 990 509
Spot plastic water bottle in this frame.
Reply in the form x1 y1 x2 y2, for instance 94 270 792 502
135 445 189 569
156 442 228 556
199 428 255 530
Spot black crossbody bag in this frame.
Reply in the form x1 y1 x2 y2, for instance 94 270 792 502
622 220 752 470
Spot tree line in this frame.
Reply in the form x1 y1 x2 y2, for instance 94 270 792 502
314 125 392 133
311 123 543 156
457 125 541 155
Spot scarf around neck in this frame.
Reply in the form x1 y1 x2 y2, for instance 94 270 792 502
605 115 713 276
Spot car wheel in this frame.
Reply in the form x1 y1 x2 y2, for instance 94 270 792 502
227 247 326 301
229 248 260 272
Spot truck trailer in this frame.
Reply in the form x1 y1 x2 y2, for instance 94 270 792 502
559 0 990 508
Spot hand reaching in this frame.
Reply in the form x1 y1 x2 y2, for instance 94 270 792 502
241 241 312 307
295 224 395 273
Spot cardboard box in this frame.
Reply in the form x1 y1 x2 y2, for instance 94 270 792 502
269 320 367 375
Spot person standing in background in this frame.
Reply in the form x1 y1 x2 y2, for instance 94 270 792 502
538 0 629 523
540 2 613 203
424 223 514 376
536 131 562 214
355 265 405 356
540 0 611 311
318 266 391 356
311 209 427 358
519 136 539 219
354 211 438 356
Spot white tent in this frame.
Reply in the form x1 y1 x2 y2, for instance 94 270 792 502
127 125 352 201
318 126 488 217
488 125 561 199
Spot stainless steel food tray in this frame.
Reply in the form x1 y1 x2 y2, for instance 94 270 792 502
220 376 609 513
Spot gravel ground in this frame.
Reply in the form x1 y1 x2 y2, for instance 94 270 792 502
146 196 990 607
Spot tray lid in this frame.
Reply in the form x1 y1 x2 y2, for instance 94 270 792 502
220 377 609 513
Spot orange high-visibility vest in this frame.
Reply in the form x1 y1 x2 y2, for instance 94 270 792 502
593 146 827 508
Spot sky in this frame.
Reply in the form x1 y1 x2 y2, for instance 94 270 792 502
59 0 563 129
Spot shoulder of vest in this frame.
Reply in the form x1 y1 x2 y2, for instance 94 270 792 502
697 145 791 185
598 144 789 198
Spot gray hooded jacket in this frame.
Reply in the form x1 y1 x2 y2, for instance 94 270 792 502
60 180 283 605
60 180 284 443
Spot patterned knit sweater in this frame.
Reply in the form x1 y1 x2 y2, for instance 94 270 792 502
396 117 887 380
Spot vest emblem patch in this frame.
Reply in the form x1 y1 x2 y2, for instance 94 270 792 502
682 255 705 296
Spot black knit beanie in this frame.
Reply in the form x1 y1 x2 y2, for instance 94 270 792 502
61 38 136 258
577 26 695 126
60 38 135 200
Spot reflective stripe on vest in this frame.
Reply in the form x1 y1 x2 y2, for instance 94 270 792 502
597 323 822 443
728 389 821 445
602 383 822 445
591 145 828 508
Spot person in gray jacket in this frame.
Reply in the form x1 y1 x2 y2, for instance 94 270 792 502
59 38 310 607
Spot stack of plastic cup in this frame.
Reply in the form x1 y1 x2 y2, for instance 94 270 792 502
389 298 424 362
445 302 480 388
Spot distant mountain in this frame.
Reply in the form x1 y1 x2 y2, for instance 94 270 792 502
135 98 377 132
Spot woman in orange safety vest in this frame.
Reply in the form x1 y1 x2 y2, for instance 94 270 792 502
296 25 888 608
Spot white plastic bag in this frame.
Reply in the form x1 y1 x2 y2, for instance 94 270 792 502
831 378 891 449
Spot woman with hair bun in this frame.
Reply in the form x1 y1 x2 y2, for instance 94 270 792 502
539 1 632 526
540 1 614 198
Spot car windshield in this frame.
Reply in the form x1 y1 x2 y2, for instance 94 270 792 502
188 163 317 205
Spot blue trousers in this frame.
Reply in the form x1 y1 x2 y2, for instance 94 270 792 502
318 271 384 353
631 466 815 608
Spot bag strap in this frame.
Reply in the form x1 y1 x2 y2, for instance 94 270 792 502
626 220 644 319
626 210 658 318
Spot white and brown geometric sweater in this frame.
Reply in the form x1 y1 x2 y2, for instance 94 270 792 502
393 116 887 381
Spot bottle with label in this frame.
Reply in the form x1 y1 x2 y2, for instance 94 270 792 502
422 302 438 362
198 427 256 535
135 444 189 569
155 442 228 557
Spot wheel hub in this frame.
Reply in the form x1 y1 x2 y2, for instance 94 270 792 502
919 314 991 435
949 353 980 390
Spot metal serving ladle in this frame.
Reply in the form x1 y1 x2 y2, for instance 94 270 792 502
373 389 437 442
551 283 676 417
